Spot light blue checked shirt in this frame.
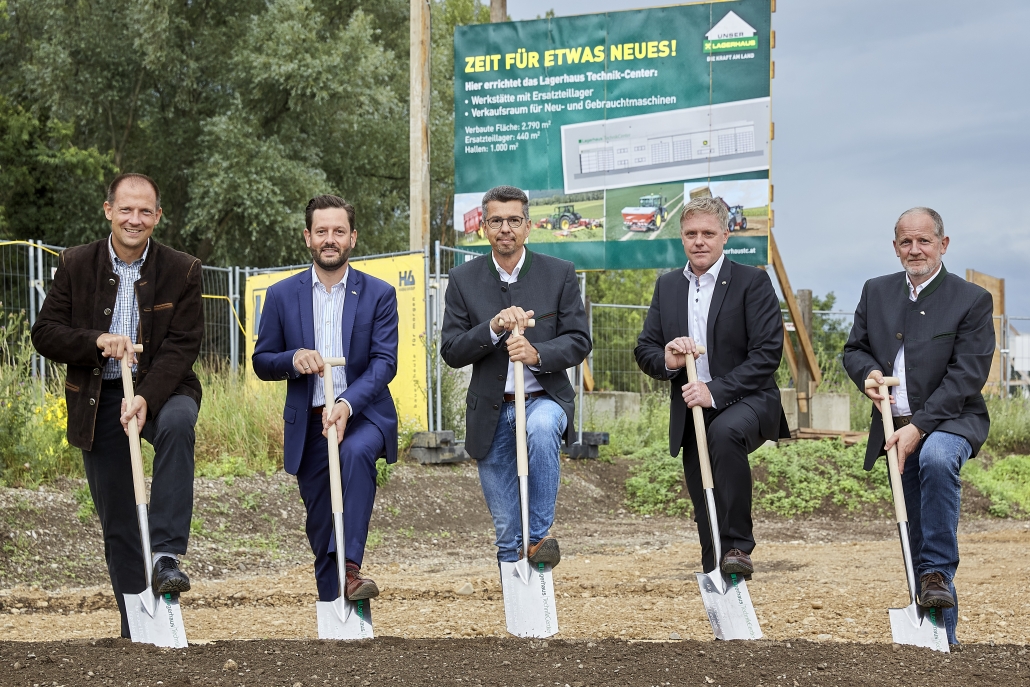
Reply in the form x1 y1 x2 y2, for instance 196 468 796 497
103 237 149 379
307 265 349 409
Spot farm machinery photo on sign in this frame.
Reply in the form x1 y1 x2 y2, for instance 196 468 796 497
537 205 603 236
621 194 669 232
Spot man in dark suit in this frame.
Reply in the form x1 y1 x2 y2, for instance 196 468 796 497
253 194 398 602
441 185 591 568
843 207 993 647
32 173 203 637
635 197 787 578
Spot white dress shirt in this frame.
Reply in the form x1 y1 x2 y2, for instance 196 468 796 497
891 263 943 417
488 250 544 395
683 253 725 386
303 265 350 410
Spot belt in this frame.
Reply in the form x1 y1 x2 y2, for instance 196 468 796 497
502 390 549 403
894 415 913 428
310 405 326 416
101 378 132 390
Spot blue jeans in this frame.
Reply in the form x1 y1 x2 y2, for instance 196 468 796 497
900 430 972 645
477 396 567 563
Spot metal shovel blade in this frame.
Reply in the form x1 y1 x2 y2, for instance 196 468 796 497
316 598 374 640
500 560 559 638
124 591 188 648
888 604 948 652
695 571 763 640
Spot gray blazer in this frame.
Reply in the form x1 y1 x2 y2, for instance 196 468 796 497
441 250 592 459
842 265 994 470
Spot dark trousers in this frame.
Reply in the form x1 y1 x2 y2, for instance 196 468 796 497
296 412 383 601
82 386 198 638
681 400 765 573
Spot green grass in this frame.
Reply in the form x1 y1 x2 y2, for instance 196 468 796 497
961 455 1030 517
984 396 1030 455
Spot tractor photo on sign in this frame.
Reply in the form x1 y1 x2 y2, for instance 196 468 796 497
621 194 670 232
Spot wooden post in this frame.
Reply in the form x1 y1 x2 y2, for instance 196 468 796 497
965 269 1005 394
409 0 431 251
490 0 507 23
769 230 821 389
797 289 813 428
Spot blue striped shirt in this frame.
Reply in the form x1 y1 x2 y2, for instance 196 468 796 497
310 265 349 407
103 238 149 379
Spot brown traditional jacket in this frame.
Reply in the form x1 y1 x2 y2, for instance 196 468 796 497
31 238 204 451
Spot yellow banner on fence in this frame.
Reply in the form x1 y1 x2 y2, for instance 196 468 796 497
244 253 427 431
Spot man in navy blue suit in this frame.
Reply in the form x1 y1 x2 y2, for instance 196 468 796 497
253 194 398 602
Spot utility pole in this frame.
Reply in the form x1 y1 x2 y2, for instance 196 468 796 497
796 289 813 428
409 0 431 251
490 0 507 23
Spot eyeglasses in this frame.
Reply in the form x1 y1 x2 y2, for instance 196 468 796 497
485 216 525 230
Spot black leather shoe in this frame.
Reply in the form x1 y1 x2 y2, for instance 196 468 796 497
153 557 191 596
917 572 955 608
720 548 754 580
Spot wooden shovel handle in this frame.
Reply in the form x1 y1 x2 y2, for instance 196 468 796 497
684 345 713 490
865 376 908 525
322 356 346 367
120 346 146 507
323 361 345 514
495 317 536 329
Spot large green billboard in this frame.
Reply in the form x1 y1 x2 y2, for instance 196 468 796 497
453 0 772 270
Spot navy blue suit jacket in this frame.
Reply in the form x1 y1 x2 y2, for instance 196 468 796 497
252 266 399 474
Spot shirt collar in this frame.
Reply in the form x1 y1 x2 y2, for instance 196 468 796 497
492 248 526 281
905 262 943 299
312 264 348 291
108 235 149 267
684 253 726 283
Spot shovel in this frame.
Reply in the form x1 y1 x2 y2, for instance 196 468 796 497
865 376 948 652
686 346 762 640
315 356 374 640
499 320 559 638
120 345 188 648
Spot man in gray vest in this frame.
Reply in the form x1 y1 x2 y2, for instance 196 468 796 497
441 186 591 569
843 207 994 649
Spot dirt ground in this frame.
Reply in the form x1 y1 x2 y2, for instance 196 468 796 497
1 457 1028 684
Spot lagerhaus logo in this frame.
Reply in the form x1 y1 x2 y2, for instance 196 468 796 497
703 11 758 54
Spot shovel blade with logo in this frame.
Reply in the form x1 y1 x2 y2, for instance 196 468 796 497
120 348 188 648
316 358 374 640
686 348 762 640
866 377 949 653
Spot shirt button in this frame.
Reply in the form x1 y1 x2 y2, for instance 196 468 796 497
108 278 116 286
93 368 100 375
896 333 903 340
104 308 112 315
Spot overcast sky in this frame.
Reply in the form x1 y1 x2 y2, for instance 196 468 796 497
505 0 1030 320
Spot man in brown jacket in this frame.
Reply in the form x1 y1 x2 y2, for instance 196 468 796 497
32 173 204 639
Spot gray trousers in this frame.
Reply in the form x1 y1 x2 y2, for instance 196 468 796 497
82 385 198 638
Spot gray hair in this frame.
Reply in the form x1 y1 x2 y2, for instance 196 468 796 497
895 207 944 239
680 196 729 231
481 185 529 221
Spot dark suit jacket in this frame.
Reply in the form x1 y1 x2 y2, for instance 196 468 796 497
440 250 592 459
842 265 994 470
252 266 399 473
31 238 204 451
635 259 789 456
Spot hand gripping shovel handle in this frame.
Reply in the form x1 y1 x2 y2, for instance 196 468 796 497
864 376 919 605
322 357 348 591
684 346 722 565
120 345 152 589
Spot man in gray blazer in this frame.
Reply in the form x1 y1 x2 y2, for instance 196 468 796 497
843 206 994 648
441 185 591 568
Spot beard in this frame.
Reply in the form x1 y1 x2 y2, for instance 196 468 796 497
310 242 351 271
904 256 939 280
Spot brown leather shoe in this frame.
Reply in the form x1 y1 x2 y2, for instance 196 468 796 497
527 536 561 568
344 564 380 601
917 572 955 608
720 548 754 580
